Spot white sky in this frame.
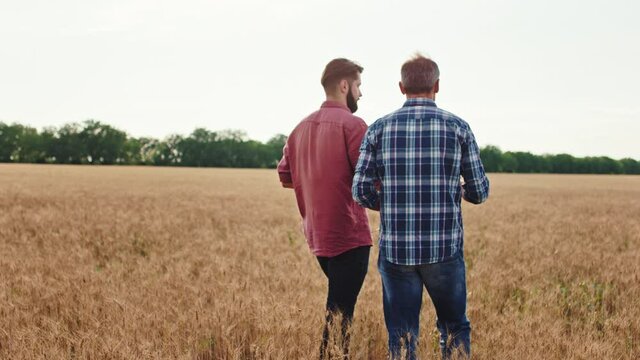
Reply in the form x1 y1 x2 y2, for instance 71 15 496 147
1 0 639 159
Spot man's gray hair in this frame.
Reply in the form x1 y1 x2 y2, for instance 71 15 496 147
401 54 440 94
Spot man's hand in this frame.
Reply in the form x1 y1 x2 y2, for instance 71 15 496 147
281 182 294 189
460 177 471 203
461 187 470 203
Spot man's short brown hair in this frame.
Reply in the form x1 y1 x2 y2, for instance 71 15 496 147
401 54 439 94
321 58 363 92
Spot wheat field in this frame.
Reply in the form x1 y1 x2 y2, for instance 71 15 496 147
0 164 639 359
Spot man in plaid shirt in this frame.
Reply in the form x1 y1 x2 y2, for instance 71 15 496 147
352 54 489 359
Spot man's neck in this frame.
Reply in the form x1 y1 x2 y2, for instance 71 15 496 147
406 93 435 100
326 94 347 106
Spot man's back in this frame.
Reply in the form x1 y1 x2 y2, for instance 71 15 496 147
278 101 371 257
353 98 489 265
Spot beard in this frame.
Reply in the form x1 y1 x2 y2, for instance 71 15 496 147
347 84 358 113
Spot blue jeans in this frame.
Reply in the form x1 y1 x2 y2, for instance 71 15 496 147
378 251 470 360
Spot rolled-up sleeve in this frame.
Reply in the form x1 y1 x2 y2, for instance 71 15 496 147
460 128 489 204
277 143 292 184
352 126 380 210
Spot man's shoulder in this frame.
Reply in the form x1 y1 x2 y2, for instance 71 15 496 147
368 106 472 137
290 109 323 131
369 107 404 128
343 114 367 130
312 107 367 130
435 107 472 131
302 108 323 122
290 108 366 137
436 106 464 120
321 106 364 121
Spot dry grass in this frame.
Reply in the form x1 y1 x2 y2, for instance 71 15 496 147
0 164 639 359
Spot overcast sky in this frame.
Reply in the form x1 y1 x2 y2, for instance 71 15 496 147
1 0 638 159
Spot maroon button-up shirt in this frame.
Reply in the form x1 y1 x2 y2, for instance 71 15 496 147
278 101 372 257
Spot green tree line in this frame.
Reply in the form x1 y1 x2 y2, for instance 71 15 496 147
480 145 640 174
0 120 286 168
1 120 638 173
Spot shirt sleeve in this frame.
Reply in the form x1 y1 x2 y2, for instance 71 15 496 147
277 143 292 184
460 127 490 204
352 125 380 210
344 117 368 172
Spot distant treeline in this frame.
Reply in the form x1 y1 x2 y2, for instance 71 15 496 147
480 145 640 174
0 120 286 168
1 121 638 174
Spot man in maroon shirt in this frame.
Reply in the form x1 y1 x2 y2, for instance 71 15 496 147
278 58 372 359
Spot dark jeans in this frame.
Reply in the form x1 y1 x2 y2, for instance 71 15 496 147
316 245 370 359
378 252 470 360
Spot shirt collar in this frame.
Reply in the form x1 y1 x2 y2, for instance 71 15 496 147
402 97 437 108
321 100 350 112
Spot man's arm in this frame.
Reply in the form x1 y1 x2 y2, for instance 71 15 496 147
277 143 294 189
352 126 380 210
345 117 368 172
460 127 489 204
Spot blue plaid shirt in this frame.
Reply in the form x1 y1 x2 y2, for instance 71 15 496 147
352 98 489 265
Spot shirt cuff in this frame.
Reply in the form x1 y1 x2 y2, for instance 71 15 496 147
278 172 292 184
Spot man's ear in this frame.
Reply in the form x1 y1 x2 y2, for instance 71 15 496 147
434 79 440 94
339 79 349 94
399 81 406 95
